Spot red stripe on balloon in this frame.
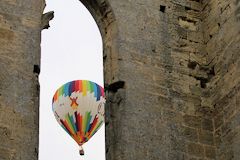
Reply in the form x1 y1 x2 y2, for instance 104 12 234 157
77 113 81 134
79 114 83 135
75 80 79 92
70 81 75 93
100 87 104 97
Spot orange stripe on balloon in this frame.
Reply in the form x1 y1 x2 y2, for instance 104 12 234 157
53 90 58 102
77 132 84 144
72 134 81 144
78 80 82 92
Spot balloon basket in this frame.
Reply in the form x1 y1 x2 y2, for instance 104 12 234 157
79 145 84 156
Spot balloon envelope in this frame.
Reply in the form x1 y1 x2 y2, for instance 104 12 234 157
52 80 105 146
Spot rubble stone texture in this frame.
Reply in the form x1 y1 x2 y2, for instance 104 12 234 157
0 0 240 160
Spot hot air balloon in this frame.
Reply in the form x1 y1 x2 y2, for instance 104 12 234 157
52 80 105 156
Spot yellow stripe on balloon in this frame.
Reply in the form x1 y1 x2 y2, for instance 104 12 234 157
82 80 87 96
82 112 87 134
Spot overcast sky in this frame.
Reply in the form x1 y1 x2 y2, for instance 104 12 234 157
39 0 105 159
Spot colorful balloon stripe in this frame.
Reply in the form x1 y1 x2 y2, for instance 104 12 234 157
90 121 103 138
60 111 103 145
53 80 104 103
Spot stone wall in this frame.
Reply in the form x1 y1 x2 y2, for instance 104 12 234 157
0 0 239 160
105 0 240 159
202 0 240 159
105 0 216 159
0 0 45 159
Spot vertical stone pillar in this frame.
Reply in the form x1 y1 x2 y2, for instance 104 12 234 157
0 0 45 159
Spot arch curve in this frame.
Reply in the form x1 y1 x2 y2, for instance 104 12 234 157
79 0 119 85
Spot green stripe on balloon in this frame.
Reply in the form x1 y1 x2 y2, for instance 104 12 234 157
86 112 92 133
65 113 75 134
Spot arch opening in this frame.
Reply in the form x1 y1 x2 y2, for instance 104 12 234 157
39 0 118 159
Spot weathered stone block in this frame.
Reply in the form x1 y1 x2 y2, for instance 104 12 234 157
0 28 14 41
199 130 214 145
204 146 216 159
187 142 204 158
201 118 213 131
214 113 224 130
183 115 201 129
182 126 198 142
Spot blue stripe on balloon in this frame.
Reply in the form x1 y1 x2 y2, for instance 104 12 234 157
97 85 101 101
86 114 92 133
63 82 70 97
70 114 77 133
93 83 97 99
68 81 73 96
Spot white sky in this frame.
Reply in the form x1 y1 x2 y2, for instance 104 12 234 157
39 0 105 159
